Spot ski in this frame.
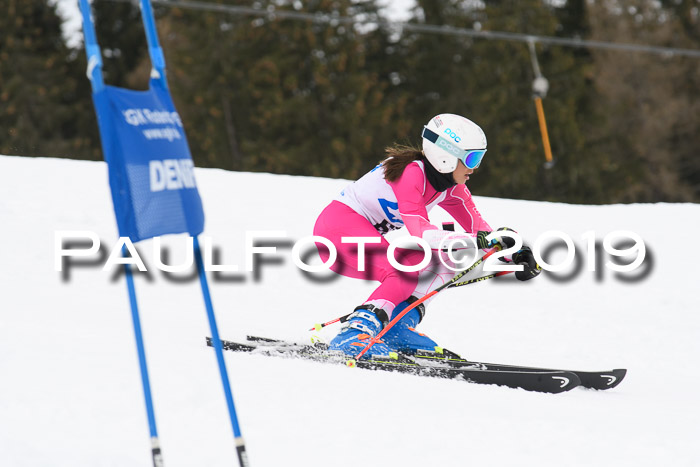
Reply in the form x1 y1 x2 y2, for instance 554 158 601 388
238 336 626 390
239 336 626 390
410 347 627 390
206 336 580 394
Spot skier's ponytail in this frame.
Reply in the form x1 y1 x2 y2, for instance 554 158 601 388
382 144 423 182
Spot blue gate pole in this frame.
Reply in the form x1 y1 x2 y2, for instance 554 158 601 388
192 236 249 467
122 245 165 467
78 0 104 92
139 0 168 88
80 2 164 465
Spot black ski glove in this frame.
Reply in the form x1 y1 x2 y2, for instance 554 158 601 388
476 227 517 250
512 246 542 281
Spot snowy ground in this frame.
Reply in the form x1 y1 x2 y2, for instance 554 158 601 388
1 154 698 467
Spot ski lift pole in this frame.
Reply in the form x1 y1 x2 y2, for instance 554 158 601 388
527 39 555 169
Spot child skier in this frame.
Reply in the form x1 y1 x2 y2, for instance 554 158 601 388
313 114 541 358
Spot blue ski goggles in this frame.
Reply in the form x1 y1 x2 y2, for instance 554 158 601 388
422 126 487 169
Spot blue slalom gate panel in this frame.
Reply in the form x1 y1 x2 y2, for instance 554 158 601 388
93 79 204 242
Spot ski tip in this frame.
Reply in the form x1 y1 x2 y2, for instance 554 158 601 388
601 368 627 389
575 368 627 390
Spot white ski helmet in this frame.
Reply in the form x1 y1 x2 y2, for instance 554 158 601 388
421 114 487 173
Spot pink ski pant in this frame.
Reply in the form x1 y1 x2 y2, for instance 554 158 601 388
313 201 427 312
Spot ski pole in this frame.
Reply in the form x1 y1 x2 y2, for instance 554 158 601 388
309 313 351 332
451 270 512 288
310 243 497 332
350 245 505 364
314 271 508 332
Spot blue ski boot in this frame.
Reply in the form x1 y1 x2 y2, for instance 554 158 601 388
328 305 392 358
382 297 439 354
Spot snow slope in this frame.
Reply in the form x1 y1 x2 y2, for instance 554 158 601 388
1 155 698 467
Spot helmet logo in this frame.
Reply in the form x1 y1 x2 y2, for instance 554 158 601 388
437 137 461 156
443 128 461 143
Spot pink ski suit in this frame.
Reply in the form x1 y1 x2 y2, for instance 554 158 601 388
314 160 491 317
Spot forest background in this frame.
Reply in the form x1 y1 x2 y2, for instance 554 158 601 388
2 0 699 204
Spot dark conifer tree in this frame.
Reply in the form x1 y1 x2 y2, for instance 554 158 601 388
1 0 99 159
160 0 398 177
